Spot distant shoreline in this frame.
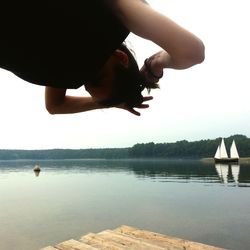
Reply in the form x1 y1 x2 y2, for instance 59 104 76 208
201 157 250 164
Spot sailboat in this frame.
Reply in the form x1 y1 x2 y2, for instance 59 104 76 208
214 139 239 163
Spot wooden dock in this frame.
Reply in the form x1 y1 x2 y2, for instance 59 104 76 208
40 225 225 250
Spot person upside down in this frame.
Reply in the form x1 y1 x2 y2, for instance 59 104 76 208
0 0 205 116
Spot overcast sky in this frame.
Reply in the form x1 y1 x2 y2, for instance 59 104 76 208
0 0 249 150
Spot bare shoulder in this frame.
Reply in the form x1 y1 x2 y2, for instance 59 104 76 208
104 0 161 38
104 0 148 9
104 0 151 19
104 0 204 67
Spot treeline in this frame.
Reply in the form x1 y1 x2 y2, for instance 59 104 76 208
130 134 250 158
0 148 130 160
0 134 250 160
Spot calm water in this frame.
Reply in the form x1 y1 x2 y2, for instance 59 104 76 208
0 159 250 250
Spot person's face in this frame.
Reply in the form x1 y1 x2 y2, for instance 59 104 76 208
85 49 128 103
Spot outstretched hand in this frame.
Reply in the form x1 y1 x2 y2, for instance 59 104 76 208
116 96 153 116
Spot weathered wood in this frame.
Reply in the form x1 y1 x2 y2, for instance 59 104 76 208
114 225 225 250
94 230 174 250
40 225 226 250
40 247 58 250
81 233 126 250
56 239 98 250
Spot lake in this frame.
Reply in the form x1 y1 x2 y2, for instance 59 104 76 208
0 159 250 250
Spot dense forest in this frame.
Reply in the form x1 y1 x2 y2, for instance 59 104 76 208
0 134 250 160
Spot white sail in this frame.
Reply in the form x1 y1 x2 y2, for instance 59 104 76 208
214 145 221 159
220 138 228 158
230 140 239 159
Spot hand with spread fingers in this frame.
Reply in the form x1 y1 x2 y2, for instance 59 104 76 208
116 96 153 116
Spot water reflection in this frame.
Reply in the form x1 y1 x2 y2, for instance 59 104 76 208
231 164 240 184
215 164 229 184
129 160 249 187
215 163 240 186
0 159 249 187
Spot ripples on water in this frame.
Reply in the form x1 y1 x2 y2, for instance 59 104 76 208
0 159 250 250
0 159 249 186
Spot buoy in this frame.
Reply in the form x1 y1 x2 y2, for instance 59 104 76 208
33 165 41 172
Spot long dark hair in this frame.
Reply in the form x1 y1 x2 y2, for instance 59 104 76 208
100 43 158 108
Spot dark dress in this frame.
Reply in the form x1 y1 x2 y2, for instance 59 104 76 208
0 1 129 88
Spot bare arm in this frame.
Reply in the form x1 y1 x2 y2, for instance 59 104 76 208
45 87 102 114
45 86 152 116
107 0 205 69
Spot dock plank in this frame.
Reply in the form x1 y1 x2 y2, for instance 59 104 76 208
81 232 126 250
56 239 99 250
40 247 58 250
114 225 225 250
94 230 174 250
40 225 226 250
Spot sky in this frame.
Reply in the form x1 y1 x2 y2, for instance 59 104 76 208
0 0 249 150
